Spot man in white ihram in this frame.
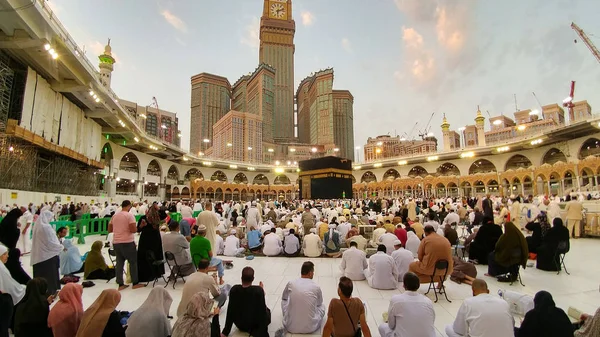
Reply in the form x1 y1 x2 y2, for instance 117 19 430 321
391 240 414 281
339 241 368 280
364 244 398 290
262 228 283 256
379 272 435 337
245 202 261 232
281 261 325 334
445 279 514 337
223 229 245 257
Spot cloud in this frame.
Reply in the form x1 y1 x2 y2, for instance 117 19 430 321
301 11 315 26
341 38 352 53
240 17 260 49
175 37 187 47
393 0 437 21
161 10 187 33
401 27 436 83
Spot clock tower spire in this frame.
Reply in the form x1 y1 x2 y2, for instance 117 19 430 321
260 0 295 141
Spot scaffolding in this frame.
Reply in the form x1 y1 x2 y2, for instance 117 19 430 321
0 52 14 133
0 136 99 195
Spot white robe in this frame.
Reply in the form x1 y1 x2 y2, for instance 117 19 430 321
405 232 421 258
340 247 367 280
0 259 25 304
246 207 261 230
302 233 323 257
364 251 398 290
263 233 283 256
391 248 414 281
282 278 325 334
223 236 244 256
197 210 219 253
379 233 398 255
30 211 63 266
446 293 514 337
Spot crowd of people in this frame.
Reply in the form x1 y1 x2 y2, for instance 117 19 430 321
0 193 598 337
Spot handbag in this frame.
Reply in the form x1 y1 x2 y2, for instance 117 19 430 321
342 300 362 337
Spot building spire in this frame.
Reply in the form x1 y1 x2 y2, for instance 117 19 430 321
98 38 116 87
441 113 450 130
475 105 485 124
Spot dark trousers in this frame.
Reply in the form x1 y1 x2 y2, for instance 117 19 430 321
114 242 138 285
0 294 12 337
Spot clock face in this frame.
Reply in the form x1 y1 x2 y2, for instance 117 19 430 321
270 3 286 19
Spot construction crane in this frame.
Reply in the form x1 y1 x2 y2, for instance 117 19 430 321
571 22 600 64
406 122 419 141
418 112 436 139
562 80 576 122
148 96 169 141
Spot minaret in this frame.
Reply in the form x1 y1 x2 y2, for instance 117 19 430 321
98 39 115 87
475 105 486 147
441 113 451 152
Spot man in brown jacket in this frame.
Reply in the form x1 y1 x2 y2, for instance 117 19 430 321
409 225 453 283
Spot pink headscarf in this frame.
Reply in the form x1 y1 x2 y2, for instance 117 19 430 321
48 283 84 337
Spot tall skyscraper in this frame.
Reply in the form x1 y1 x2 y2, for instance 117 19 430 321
190 73 231 155
259 0 295 141
332 90 355 160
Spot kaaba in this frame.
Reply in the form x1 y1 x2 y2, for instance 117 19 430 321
298 156 353 199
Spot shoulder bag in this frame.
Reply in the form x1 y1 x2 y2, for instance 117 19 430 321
342 299 362 337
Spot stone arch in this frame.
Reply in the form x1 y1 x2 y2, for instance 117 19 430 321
181 186 191 198
101 142 113 164
361 171 377 183
474 180 486 194
382 169 400 181
351 175 356 184
215 188 223 201
119 152 140 174
436 162 460 176
580 167 596 189
274 174 291 185
542 148 567 165
578 138 600 159
408 166 428 178
233 173 248 184
253 174 269 185
167 165 179 181
469 159 496 175
564 170 575 192
185 168 204 181
504 154 533 171
211 170 228 182
146 159 162 177
487 179 499 193
172 186 180 199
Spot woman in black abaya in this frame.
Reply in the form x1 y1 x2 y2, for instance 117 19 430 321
136 204 165 282
0 209 31 284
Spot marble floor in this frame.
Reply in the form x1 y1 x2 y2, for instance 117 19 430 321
18 235 600 337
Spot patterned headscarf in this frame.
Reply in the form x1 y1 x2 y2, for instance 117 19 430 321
171 292 214 337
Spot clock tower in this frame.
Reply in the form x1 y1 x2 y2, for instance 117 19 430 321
260 0 295 141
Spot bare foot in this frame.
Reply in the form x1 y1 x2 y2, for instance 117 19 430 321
132 284 146 289
118 285 130 291
484 273 492 277
219 278 225 285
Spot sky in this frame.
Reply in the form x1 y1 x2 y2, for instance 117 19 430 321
47 0 600 155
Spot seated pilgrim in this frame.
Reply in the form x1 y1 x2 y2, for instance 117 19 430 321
323 224 342 258
408 225 453 284
84 241 116 280
246 226 263 252
59 239 84 275
215 229 225 255
190 225 225 285
467 216 502 265
222 267 271 337
525 212 550 254
162 221 196 277
283 229 300 256
486 221 528 281
340 241 368 281
347 230 368 251
177 259 228 317
263 228 283 256
379 228 398 255
405 229 421 258
445 279 514 337
536 218 570 272
364 244 398 290
379 272 435 337
281 261 325 334
391 239 414 282
443 223 459 246
302 228 323 258
224 229 245 257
